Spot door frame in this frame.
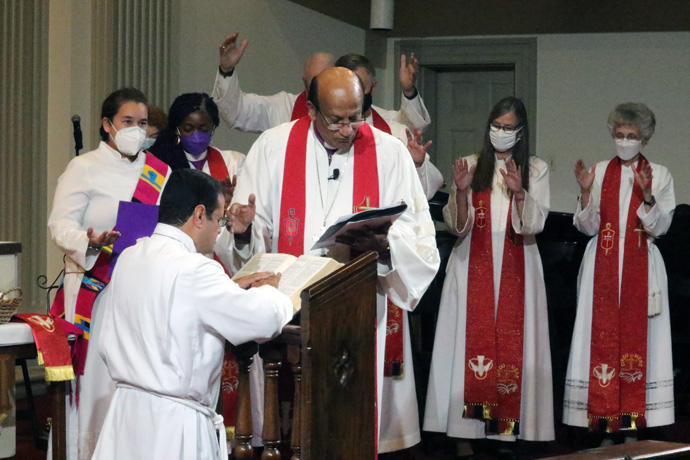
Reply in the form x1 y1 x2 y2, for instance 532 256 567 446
395 37 538 157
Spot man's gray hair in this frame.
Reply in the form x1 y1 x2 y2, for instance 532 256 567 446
607 102 656 141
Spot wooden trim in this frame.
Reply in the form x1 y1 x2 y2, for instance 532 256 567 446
395 37 538 157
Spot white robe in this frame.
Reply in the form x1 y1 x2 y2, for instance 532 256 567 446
47 141 171 460
231 121 440 453
372 115 444 200
424 154 555 442
185 146 267 448
563 158 676 428
211 70 432 134
91 223 293 460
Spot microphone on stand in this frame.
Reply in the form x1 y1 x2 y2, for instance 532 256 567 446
72 114 83 156
328 169 340 181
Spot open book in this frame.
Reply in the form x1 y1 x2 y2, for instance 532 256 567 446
232 253 343 314
311 202 407 249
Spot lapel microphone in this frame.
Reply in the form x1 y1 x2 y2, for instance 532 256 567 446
328 169 340 180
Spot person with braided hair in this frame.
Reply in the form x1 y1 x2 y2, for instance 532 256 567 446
150 92 247 272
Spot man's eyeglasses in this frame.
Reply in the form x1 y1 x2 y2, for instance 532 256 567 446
319 111 365 131
216 215 230 228
489 123 523 135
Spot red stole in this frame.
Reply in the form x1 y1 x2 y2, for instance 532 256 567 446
205 147 232 276
50 153 169 375
279 118 404 376
463 189 526 435
206 147 230 181
290 92 309 121
371 109 391 135
279 117 379 254
13 314 76 381
588 155 650 432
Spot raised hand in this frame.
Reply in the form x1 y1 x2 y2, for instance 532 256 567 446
500 158 524 196
633 161 654 200
574 159 595 192
219 31 249 73
399 53 419 98
405 126 432 167
86 227 121 249
228 193 256 234
452 157 476 193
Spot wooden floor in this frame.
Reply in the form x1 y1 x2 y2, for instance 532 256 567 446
8 392 690 460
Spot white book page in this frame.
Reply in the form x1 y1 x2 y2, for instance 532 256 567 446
278 256 333 296
232 253 296 280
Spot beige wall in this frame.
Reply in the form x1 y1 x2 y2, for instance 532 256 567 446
537 32 690 212
40 8 688 295
175 0 366 154
381 32 690 212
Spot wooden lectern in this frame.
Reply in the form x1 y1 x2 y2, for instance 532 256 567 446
233 251 378 460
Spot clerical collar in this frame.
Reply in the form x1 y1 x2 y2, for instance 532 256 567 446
185 150 207 170
312 123 338 165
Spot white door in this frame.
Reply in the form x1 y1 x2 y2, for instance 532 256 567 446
435 68 515 189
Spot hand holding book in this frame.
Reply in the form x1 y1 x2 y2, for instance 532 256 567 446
335 221 392 257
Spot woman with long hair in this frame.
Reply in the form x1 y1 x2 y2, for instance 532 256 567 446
424 97 554 456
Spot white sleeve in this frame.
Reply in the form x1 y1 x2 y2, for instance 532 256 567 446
512 157 550 236
211 70 298 133
573 162 604 236
376 92 431 133
416 155 444 199
443 183 474 238
47 159 97 271
637 164 675 238
231 131 279 257
194 260 293 345
378 138 440 312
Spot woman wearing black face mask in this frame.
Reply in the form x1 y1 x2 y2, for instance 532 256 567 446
564 103 676 441
424 97 554 456
47 87 172 459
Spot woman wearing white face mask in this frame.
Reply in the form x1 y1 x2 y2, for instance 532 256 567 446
48 88 171 459
564 103 676 440
424 97 554 456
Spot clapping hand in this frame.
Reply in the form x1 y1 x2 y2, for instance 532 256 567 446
219 31 249 73
500 158 524 197
574 159 595 192
405 126 432 167
633 161 654 201
452 157 476 193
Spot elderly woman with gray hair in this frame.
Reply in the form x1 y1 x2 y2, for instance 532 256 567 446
563 103 676 440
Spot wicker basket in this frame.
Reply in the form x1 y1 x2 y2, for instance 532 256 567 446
0 287 22 324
